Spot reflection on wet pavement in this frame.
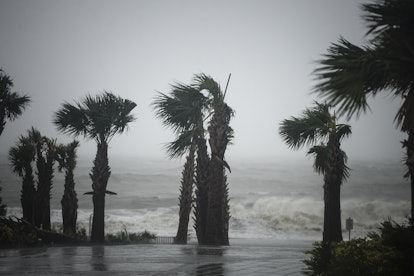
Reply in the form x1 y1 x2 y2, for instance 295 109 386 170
0 240 312 275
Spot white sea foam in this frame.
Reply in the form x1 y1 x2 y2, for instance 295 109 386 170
2 158 410 241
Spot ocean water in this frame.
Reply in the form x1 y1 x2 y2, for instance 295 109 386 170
1 155 410 241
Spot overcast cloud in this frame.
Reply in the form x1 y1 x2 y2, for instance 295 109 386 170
0 0 406 163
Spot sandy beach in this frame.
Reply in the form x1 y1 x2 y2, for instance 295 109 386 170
0 239 312 275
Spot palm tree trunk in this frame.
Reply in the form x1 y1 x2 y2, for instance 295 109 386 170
0 111 5 137
194 136 209 244
406 132 414 221
323 138 343 242
204 103 231 246
21 166 36 224
61 169 78 236
175 144 195 244
90 142 110 243
204 157 226 245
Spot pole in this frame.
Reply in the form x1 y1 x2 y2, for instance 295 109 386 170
223 73 231 98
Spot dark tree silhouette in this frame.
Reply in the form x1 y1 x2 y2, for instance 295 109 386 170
280 102 351 242
313 0 414 220
30 129 56 230
0 69 31 217
56 140 79 237
200 74 234 246
153 79 209 244
9 133 36 224
54 92 136 243
153 74 234 245
0 69 30 136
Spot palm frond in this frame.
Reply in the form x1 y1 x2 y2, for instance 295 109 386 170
307 144 328 175
1 92 31 120
339 149 350 181
164 129 197 159
314 38 392 119
54 102 89 137
56 140 79 172
0 70 31 121
362 0 414 37
336 124 352 141
152 83 208 134
279 103 331 149
54 92 136 142
193 73 223 102
8 135 36 176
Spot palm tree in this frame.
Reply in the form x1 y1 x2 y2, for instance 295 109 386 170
54 92 136 243
279 102 351 242
153 80 209 244
313 0 414 219
9 135 36 224
198 74 234 246
56 140 79 237
1 69 30 217
0 69 31 137
30 129 56 230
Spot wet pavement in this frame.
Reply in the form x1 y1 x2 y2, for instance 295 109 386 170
0 240 312 275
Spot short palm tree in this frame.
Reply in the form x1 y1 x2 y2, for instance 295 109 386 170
54 92 136 243
198 74 234 246
9 134 36 224
279 102 351 242
56 140 79 237
30 129 56 230
313 0 414 219
0 69 31 137
1 69 30 216
153 80 209 244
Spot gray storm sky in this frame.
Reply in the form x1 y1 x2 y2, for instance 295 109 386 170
0 0 406 162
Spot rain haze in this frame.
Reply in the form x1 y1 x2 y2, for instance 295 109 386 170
0 0 406 162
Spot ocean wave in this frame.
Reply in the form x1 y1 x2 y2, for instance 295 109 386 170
5 196 409 240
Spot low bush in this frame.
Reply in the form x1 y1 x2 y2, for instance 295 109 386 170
0 217 38 248
105 229 156 244
304 218 413 276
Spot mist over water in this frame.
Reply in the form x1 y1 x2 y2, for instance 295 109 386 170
1 155 410 241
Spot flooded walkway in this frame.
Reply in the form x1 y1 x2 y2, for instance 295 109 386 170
0 240 312 275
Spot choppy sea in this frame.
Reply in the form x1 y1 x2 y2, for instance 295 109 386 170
1 155 410 242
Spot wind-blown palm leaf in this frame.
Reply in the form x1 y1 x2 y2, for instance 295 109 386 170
279 103 332 149
194 74 223 102
54 92 136 143
307 144 350 181
362 0 414 37
313 38 392 118
0 70 31 127
1 92 31 120
336 124 352 141
153 83 208 134
314 0 414 120
9 136 35 177
307 144 328 175
164 129 197 159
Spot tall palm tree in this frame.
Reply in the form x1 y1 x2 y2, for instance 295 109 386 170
54 92 136 243
313 0 414 219
56 140 79 237
153 80 209 244
279 102 351 242
9 134 36 224
198 74 234 246
0 69 31 137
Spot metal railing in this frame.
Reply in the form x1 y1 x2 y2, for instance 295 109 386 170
153 236 175 244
